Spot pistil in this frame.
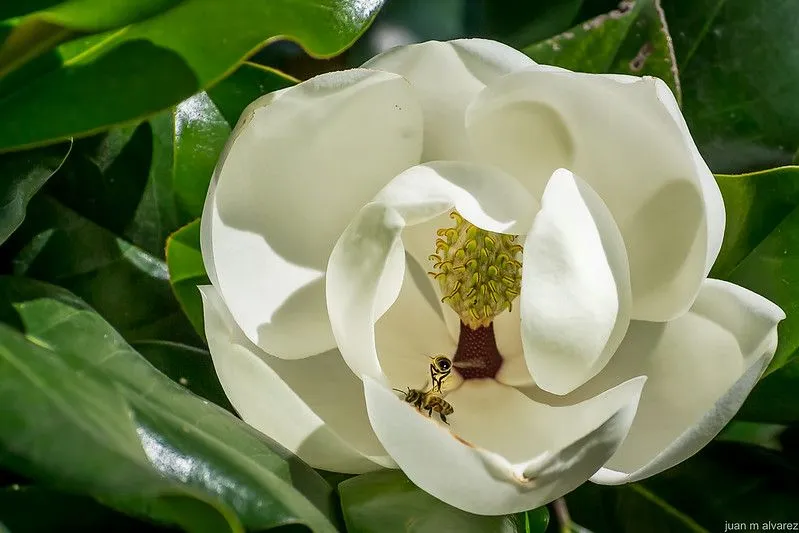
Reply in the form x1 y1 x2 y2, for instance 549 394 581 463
452 321 503 379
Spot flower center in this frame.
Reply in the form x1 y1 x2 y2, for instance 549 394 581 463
452 321 503 379
428 211 523 380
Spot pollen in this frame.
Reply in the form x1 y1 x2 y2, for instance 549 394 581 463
428 211 523 329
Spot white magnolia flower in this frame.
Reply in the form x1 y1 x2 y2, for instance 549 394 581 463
199 39 785 515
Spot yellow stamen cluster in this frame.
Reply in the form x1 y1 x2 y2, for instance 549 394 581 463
428 211 523 329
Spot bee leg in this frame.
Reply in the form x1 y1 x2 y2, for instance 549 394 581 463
440 413 449 425
426 407 433 417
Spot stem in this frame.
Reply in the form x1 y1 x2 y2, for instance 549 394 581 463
552 497 571 533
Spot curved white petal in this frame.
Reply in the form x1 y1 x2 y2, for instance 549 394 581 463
202 68 423 359
493 305 534 386
364 376 645 515
327 162 538 383
587 279 785 484
200 285 394 473
364 39 535 161
375 263 459 390
521 169 631 395
468 69 719 321
653 78 725 275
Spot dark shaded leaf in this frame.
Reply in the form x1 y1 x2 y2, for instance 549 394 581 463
664 0 799 172
0 0 385 152
7 195 200 345
523 0 680 100
0 276 340 532
567 443 799 533
0 486 176 532
339 470 549 533
0 141 71 245
479 0 583 47
739 357 799 424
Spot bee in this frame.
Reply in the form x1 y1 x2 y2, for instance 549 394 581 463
393 387 455 424
429 355 452 391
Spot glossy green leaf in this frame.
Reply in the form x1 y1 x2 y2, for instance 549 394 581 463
714 167 799 371
0 486 173 533
339 470 549 533
207 62 296 126
523 0 680 101
166 219 207 339
134 339 234 413
42 62 294 257
712 167 799 279
0 0 385 152
568 443 799 533
664 0 799 173
7 195 200 345
0 141 70 245
709 166 799 421
0 276 340 532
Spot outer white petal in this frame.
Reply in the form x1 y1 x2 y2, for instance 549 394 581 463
327 162 537 384
200 285 394 473
468 69 722 321
587 279 785 484
521 169 631 395
364 376 646 515
364 39 536 161
202 68 423 359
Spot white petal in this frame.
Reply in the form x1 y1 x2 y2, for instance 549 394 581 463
364 376 645 515
364 39 535 161
327 162 538 383
521 169 631 395
587 279 785 484
468 69 720 321
202 68 423 359
653 79 726 276
200 285 394 473
493 305 534 387
375 258 458 390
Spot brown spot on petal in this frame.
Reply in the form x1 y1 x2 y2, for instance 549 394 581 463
453 434 475 447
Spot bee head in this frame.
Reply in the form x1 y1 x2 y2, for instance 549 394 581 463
430 355 452 373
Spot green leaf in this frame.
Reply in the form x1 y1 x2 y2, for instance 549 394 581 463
566 443 799 533
715 421 785 450
711 167 799 278
0 276 340 532
207 61 296 126
339 470 549 533
134 339 234 413
166 219 207 339
0 0 385 152
0 141 70 245
481 0 583 47
664 0 799 172
738 357 799 424
522 0 680 101
0 486 174 532
715 167 799 370
709 166 799 421
7 195 200 345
